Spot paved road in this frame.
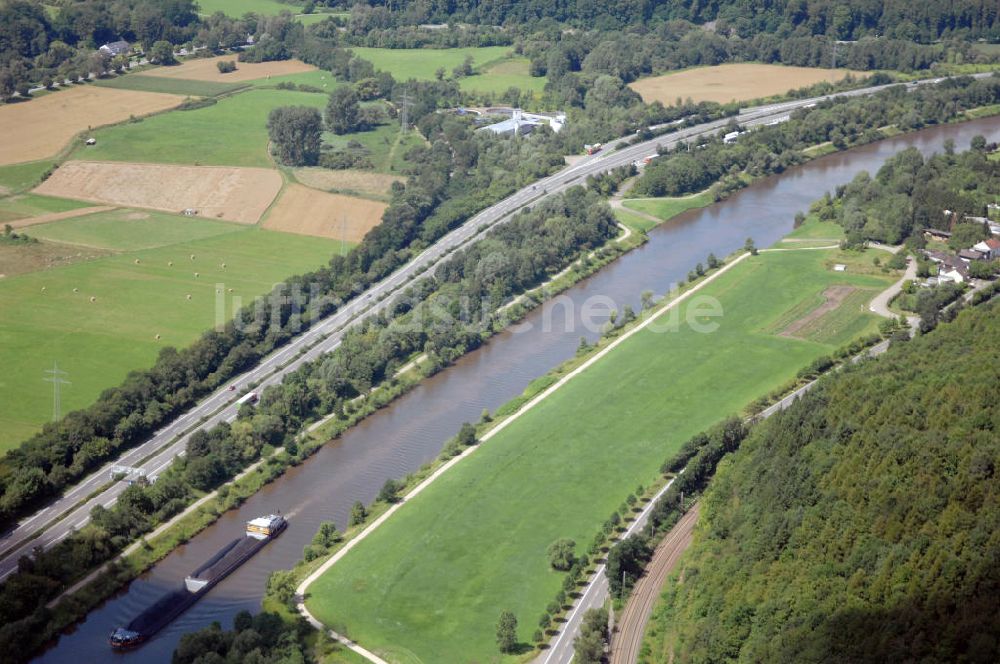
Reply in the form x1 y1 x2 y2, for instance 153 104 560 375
609 506 700 664
869 256 917 321
1 72 988 582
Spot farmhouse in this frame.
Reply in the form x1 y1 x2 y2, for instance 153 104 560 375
99 40 131 57
958 248 985 262
973 237 1000 259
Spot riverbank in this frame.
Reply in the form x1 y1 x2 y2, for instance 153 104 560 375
300 238 898 661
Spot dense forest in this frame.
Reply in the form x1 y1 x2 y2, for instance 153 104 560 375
4 0 1000 98
811 138 1000 244
334 0 1000 41
641 300 1000 663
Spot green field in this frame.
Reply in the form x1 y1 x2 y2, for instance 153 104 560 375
22 208 244 250
0 193 92 222
623 191 713 223
95 73 247 97
196 0 303 16
323 121 427 173
305 248 894 662
81 88 327 167
0 222 340 450
0 161 55 194
459 57 547 95
249 69 342 90
350 46 512 81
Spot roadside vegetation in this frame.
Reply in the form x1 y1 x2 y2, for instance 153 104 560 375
632 76 1000 203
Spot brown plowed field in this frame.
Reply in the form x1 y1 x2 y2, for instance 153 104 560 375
144 55 316 83
293 168 405 200
34 161 282 223
0 86 183 165
629 64 866 105
262 184 387 242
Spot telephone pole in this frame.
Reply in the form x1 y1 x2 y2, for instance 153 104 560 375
43 362 70 421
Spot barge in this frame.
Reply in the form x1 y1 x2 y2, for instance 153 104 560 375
108 514 286 650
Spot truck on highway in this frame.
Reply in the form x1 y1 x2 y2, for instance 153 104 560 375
235 391 258 407
584 143 603 155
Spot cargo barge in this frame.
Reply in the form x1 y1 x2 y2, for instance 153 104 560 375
108 514 286 650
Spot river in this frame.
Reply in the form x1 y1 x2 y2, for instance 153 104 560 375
34 116 1000 663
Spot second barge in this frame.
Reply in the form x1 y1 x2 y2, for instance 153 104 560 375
108 514 286 650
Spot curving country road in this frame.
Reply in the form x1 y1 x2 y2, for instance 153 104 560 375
1 72 988 583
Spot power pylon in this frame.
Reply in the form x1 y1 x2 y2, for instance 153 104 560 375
43 362 70 421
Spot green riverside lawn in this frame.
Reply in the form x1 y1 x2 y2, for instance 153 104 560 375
0 217 343 451
305 244 894 662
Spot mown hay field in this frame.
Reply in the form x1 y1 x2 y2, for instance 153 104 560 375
34 160 283 223
263 184 385 242
144 55 317 83
629 63 866 105
0 85 183 165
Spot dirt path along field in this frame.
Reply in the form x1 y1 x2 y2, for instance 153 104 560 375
34 161 282 223
0 86 183 165
610 505 700 664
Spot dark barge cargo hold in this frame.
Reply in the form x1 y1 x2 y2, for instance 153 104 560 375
108 514 286 650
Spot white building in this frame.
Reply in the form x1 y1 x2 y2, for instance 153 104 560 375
479 108 566 137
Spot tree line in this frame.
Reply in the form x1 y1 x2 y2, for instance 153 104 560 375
811 137 1000 245
632 75 1000 200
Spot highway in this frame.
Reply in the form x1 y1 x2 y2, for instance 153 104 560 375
0 72 988 583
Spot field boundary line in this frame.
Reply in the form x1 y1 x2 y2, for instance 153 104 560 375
295 251 751 661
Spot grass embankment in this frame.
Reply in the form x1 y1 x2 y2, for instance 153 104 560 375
80 88 328 168
0 219 341 450
304 245 894 662
621 191 714 230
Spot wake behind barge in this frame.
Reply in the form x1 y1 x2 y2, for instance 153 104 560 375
108 514 286 650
